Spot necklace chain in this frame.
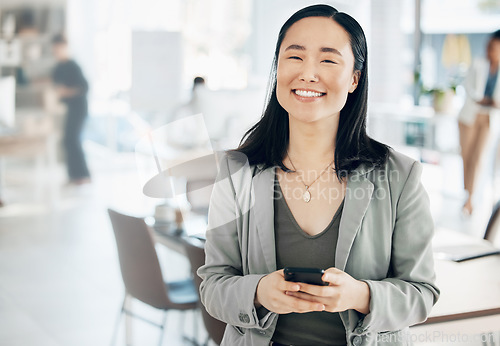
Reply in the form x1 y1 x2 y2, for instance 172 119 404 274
286 153 334 203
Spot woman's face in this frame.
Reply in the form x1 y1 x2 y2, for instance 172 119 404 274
487 38 500 65
276 16 359 124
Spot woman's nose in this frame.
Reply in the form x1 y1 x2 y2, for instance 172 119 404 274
299 65 319 82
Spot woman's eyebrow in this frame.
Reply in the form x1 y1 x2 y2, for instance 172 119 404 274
284 44 306 51
284 44 342 56
320 47 342 56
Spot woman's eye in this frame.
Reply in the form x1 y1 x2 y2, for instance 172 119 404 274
288 56 302 60
322 59 336 64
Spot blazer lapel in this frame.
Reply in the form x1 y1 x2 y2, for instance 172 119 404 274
252 166 277 273
336 172 374 271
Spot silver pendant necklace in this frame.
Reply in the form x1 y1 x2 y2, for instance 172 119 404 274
287 154 334 203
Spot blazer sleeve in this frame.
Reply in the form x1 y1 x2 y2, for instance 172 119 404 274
197 154 275 330
357 161 440 333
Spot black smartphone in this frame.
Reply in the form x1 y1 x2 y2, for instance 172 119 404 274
284 267 328 286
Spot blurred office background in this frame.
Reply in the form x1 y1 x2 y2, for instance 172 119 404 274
1 0 500 345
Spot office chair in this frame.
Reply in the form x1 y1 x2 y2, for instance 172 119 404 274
484 200 500 247
108 209 199 346
183 238 226 345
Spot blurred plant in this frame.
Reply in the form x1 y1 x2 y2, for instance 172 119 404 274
421 84 456 96
421 85 456 113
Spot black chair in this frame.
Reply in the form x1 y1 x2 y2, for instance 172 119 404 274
108 209 199 346
183 238 226 345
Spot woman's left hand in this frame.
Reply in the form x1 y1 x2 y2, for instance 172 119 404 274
285 267 371 314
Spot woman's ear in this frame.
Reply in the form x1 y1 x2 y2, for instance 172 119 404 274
349 70 360 93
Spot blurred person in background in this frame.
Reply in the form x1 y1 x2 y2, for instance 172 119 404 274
51 34 91 185
177 76 206 119
192 76 206 95
458 29 500 215
169 76 210 149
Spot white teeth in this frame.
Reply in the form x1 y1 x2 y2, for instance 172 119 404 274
294 90 324 98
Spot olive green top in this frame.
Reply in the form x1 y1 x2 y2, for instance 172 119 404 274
271 175 347 346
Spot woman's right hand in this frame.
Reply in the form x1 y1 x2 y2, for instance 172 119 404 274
254 269 325 314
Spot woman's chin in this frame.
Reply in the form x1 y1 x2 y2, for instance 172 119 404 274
288 113 338 124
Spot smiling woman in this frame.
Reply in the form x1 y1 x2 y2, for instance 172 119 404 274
198 4 440 346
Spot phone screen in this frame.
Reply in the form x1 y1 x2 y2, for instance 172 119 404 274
284 267 328 286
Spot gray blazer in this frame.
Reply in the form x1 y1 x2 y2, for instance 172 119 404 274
198 149 440 346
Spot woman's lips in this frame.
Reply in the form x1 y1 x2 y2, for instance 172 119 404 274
292 89 326 101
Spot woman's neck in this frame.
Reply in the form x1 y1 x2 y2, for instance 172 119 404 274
286 115 338 169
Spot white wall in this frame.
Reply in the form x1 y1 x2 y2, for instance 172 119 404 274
369 0 407 104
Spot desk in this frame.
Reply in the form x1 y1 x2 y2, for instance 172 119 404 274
423 228 500 324
151 213 207 256
426 255 500 324
152 222 190 255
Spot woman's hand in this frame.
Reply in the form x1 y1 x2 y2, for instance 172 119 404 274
285 267 371 314
255 269 326 314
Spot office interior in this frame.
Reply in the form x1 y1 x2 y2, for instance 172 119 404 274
0 0 499 345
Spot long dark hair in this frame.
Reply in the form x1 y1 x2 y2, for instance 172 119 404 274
234 4 389 181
